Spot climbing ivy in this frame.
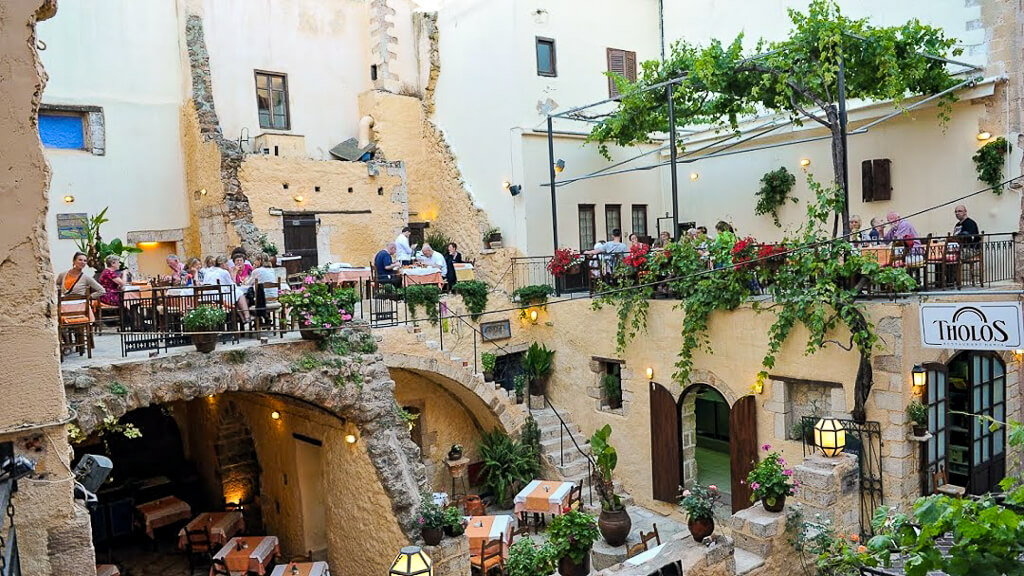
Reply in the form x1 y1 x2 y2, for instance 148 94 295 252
405 285 441 325
972 137 1012 194
755 167 798 227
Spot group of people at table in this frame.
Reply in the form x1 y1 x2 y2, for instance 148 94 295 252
374 225 465 287
57 249 280 324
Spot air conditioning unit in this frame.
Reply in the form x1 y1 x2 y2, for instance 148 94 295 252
253 133 306 158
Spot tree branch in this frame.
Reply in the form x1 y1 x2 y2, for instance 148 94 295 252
737 61 832 127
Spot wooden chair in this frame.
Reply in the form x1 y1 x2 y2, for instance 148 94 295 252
470 535 505 575
924 236 948 289
932 465 966 498
464 494 486 517
92 298 121 335
961 233 985 287
515 511 535 536
627 523 662 558
58 292 94 360
184 527 212 573
210 558 231 576
256 282 285 337
567 481 583 511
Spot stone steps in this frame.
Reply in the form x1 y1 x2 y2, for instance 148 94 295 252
734 548 766 576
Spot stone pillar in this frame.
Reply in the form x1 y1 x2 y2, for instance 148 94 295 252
369 0 401 92
423 536 469 576
728 503 797 575
791 454 860 536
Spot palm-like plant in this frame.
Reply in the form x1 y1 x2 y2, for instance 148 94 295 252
478 429 540 507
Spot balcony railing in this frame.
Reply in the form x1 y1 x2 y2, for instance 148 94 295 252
510 233 1018 298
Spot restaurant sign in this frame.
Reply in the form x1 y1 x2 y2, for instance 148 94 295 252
919 302 1023 350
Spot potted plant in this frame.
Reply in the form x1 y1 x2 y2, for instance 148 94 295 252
478 430 539 508
483 227 503 249
512 284 555 306
547 248 586 277
452 280 489 320
447 443 464 461
547 509 600 576
513 374 527 404
680 483 722 542
279 277 357 340
906 400 928 436
507 539 556 576
601 373 622 410
590 424 631 546
417 494 446 545
521 342 555 397
442 505 467 537
481 352 497 381
747 444 796 513
790 418 817 446
183 305 227 353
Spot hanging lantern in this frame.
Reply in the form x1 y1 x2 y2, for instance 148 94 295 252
911 364 926 389
814 418 846 457
389 546 433 576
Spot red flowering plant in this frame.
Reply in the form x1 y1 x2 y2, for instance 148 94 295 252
547 248 585 277
623 242 650 269
731 236 760 269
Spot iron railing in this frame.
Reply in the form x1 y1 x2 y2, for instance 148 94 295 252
1 477 20 576
542 395 595 506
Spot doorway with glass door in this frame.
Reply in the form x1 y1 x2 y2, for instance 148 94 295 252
923 351 1007 495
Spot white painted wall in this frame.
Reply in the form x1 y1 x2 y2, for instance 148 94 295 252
434 0 663 252
199 0 373 160
39 0 189 273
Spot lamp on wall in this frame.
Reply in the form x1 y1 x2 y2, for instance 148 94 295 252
554 159 565 174
293 195 305 203
270 411 281 421
799 158 811 168
63 195 75 204
645 367 654 380
814 418 846 457
345 434 357 444
529 308 539 324
689 172 699 181
911 364 926 390
389 546 433 576
977 131 993 141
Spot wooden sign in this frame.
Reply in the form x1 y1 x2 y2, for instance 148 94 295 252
479 319 511 342
57 213 88 239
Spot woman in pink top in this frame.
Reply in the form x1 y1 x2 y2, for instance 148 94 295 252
232 254 253 284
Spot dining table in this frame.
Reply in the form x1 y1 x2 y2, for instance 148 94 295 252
212 536 280 576
269 561 330 576
177 511 245 550
453 262 475 281
513 480 575 517
135 495 192 539
464 515 514 558
400 267 444 286
324 267 372 285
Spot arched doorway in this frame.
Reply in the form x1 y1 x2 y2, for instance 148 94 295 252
679 385 731 497
923 352 1007 494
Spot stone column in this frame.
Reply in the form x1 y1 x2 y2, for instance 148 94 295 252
791 453 860 536
423 536 469 576
728 504 796 575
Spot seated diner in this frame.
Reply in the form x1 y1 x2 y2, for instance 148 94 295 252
57 251 106 299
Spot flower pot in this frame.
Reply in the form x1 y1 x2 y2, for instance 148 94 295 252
443 524 464 537
530 377 548 397
447 447 463 461
191 333 218 353
515 392 524 404
421 527 443 546
912 425 928 437
489 240 503 249
300 328 335 341
598 508 632 546
687 516 715 542
566 264 581 275
557 551 591 576
762 494 786 513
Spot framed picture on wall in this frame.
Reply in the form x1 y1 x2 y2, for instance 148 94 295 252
479 320 511 342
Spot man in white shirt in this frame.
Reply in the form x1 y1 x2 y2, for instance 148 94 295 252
418 243 448 277
395 226 415 262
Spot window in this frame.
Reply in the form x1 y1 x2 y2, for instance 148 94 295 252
631 205 648 237
599 361 623 410
605 204 621 240
536 37 557 77
578 204 596 251
255 71 290 130
38 104 104 154
606 48 637 98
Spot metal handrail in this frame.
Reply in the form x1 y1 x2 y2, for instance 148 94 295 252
542 395 595 505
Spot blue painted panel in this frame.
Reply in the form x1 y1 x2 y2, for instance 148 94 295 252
39 114 85 149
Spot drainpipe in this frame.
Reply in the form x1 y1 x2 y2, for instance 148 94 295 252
358 115 375 149
658 0 665 62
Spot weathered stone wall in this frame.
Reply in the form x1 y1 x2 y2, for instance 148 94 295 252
728 504 797 576
62 330 427 562
241 155 408 266
0 1 95 574
791 454 860 536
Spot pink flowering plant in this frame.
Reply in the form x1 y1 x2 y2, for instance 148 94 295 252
746 444 797 508
278 276 358 335
417 493 447 530
679 483 722 521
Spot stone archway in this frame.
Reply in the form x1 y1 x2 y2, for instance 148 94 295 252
63 336 426 542
678 383 732 492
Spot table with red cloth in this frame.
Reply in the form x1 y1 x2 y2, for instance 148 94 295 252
135 496 192 539
211 536 280 576
177 511 245 550
464 515 514 558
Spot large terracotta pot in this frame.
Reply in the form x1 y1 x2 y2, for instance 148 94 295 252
421 527 443 546
599 508 632 546
191 333 218 353
687 516 715 542
557 551 591 576
763 494 786 513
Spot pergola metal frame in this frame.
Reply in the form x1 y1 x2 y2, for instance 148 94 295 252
543 38 985 253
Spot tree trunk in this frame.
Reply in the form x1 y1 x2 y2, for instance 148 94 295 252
848 306 872 423
825 105 849 238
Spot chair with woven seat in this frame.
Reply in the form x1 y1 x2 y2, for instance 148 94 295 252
58 292 94 360
184 527 212 574
626 523 661 558
256 282 284 337
470 535 505 575
961 233 985 287
515 511 536 536
932 465 966 498
567 480 583 512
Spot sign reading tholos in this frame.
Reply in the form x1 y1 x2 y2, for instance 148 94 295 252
919 302 1024 350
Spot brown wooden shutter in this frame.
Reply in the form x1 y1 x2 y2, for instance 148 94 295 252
729 395 758 513
872 159 892 201
607 48 626 98
624 50 637 82
649 382 681 502
861 160 874 202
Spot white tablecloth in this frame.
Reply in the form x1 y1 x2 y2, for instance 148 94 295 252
626 543 666 566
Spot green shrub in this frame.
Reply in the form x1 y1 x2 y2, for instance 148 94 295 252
452 280 489 320
481 352 497 373
405 285 441 325
478 429 540 507
183 305 227 331
905 400 928 426
506 539 556 576
512 284 554 305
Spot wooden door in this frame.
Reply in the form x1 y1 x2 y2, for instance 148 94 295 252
968 353 1006 494
649 382 680 503
923 364 948 494
283 214 318 272
729 395 757 512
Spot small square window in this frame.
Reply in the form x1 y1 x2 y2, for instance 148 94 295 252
39 113 85 150
536 37 557 77
600 362 622 410
255 71 290 130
